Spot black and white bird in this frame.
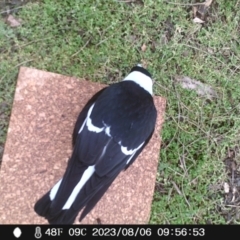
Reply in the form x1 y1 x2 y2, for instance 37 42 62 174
34 64 157 224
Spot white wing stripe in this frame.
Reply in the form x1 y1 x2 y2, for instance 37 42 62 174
120 141 144 155
49 179 63 201
78 117 87 134
78 103 105 134
62 165 95 210
126 152 136 165
87 118 104 133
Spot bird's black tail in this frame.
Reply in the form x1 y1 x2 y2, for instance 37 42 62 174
34 191 52 218
34 170 119 224
34 154 90 224
34 192 79 224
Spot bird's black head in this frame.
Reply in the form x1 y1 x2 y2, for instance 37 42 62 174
129 64 152 79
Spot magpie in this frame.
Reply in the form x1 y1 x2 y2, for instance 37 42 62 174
34 64 157 224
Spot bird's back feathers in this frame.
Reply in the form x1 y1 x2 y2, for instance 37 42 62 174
34 68 157 224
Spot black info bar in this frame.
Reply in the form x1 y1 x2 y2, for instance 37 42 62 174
2 225 237 239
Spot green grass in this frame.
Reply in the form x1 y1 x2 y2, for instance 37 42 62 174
1 0 240 224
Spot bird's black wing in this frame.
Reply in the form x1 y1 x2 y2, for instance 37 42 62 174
34 81 157 224
72 87 107 147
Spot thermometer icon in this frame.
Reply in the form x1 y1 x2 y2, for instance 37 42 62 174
34 226 42 239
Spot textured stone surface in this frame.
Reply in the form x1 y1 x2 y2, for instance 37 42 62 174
0 67 166 224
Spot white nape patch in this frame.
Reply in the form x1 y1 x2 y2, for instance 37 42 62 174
78 103 104 134
120 141 145 155
123 71 153 95
49 178 63 201
137 63 142 67
62 165 95 210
